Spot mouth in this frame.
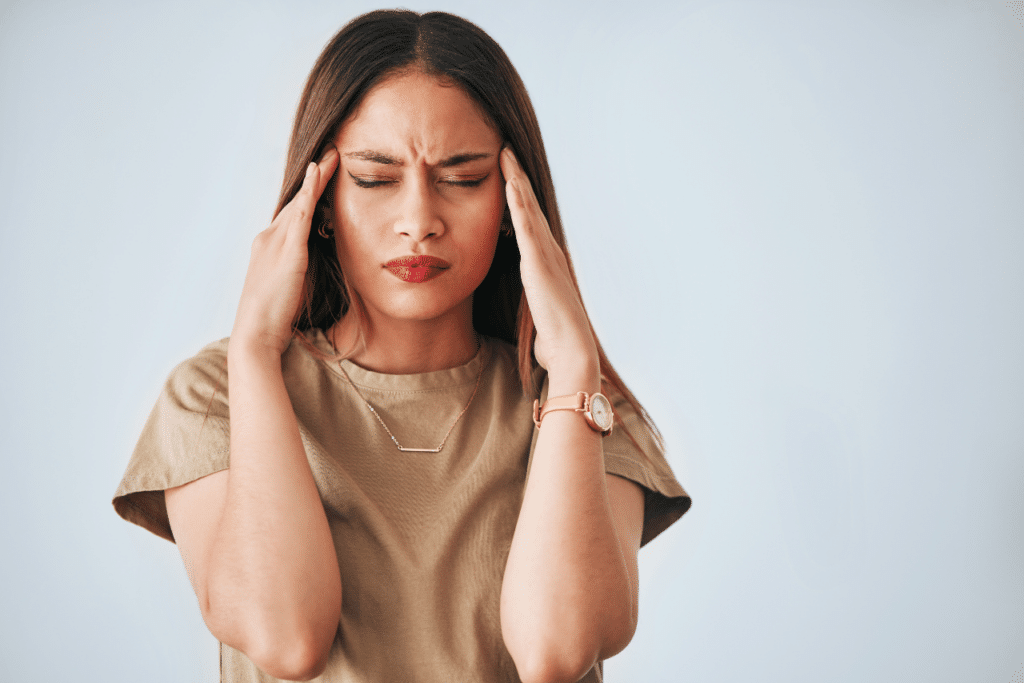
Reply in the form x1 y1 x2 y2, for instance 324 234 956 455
384 255 451 283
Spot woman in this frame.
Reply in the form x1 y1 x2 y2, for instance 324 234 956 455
114 10 690 683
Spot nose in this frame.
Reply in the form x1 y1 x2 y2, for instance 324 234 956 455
394 174 444 241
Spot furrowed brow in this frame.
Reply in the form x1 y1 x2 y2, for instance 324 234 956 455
345 150 400 165
344 150 492 167
438 152 492 168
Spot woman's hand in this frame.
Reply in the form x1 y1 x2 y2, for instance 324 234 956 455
499 147 599 382
231 147 340 356
499 151 639 682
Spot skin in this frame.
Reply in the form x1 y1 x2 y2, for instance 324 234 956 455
165 70 645 683
326 71 505 374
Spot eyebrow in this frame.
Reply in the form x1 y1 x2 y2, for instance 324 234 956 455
343 150 492 168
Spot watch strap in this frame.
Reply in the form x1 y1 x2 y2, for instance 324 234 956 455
533 392 613 436
533 392 589 428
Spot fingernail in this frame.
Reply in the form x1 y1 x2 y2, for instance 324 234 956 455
306 162 316 176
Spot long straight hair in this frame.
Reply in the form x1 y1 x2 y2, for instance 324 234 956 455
278 10 662 447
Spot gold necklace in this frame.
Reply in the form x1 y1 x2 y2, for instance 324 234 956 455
335 347 485 453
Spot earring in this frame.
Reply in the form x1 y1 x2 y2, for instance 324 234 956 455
317 217 333 239
500 218 514 236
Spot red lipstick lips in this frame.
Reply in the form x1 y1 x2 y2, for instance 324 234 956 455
384 255 451 283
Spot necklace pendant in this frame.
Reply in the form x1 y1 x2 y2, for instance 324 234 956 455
337 350 484 454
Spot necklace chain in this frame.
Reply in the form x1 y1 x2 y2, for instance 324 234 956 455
335 350 484 453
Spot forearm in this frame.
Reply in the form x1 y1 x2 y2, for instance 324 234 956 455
206 341 341 674
500 362 635 683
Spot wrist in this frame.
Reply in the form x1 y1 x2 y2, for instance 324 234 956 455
544 358 600 398
228 336 287 373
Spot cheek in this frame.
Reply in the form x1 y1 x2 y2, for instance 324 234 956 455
462 201 503 277
332 196 379 266
465 240 498 274
470 182 506 235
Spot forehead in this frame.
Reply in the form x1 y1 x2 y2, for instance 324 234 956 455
335 71 500 159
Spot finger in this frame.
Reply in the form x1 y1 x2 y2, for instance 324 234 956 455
298 146 339 208
499 145 513 182
500 146 528 201
314 145 340 198
294 161 321 221
504 150 552 229
500 149 533 231
500 148 539 209
501 151 576 285
506 179 563 285
502 152 555 251
504 176 533 242
291 147 341 230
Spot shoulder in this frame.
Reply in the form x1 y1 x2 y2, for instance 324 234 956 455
599 383 692 546
166 333 326 409
168 337 229 384
161 338 231 413
113 338 233 541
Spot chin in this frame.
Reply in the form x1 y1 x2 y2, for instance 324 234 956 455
374 291 469 324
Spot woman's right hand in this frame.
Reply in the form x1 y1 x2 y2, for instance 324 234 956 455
231 146 340 356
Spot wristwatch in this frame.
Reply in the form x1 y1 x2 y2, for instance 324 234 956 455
533 391 614 436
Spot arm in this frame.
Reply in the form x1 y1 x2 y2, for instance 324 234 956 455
165 149 342 681
501 381 645 683
497 149 647 683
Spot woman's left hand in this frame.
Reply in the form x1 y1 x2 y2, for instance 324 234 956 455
500 148 599 381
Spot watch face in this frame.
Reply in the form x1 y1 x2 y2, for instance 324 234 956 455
590 394 614 431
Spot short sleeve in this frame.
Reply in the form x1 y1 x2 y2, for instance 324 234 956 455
112 339 232 542
601 383 691 546
533 374 691 547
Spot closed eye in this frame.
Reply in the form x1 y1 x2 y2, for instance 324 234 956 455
349 173 394 188
349 172 489 189
442 174 489 188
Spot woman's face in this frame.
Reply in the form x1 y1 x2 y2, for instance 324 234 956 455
330 70 505 330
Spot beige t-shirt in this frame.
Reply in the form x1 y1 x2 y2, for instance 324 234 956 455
113 331 690 682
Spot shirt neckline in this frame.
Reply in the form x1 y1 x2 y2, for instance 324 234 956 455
301 328 493 393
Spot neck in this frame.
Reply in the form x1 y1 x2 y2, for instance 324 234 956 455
329 302 480 375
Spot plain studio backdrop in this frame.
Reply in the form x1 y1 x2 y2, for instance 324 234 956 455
1 0 1023 681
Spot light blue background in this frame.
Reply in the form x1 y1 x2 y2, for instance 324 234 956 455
1 1 1022 681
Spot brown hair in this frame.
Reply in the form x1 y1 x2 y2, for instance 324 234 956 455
277 9 661 447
